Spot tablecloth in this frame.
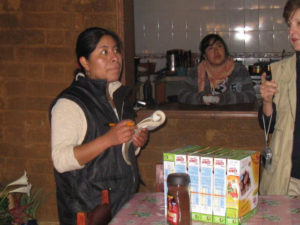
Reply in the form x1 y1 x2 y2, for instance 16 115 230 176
109 192 300 225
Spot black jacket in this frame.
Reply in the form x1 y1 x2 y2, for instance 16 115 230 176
49 75 139 225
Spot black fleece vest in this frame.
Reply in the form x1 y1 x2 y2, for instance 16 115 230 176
49 76 139 225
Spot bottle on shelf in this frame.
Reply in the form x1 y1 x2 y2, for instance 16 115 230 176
143 74 155 106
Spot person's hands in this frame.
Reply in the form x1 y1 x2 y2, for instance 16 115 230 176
260 72 278 116
133 128 148 148
106 119 136 146
260 73 278 105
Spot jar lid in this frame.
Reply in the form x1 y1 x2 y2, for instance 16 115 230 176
167 173 190 186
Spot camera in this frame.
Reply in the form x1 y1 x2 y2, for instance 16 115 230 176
261 146 272 170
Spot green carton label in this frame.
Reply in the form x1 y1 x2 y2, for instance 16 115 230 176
225 207 257 225
199 213 213 223
163 145 200 161
191 212 201 221
163 153 175 161
213 215 226 224
226 208 238 218
226 217 239 225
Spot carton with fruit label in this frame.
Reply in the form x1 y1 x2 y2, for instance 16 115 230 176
226 150 260 225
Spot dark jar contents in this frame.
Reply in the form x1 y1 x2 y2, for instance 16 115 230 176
167 173 191 225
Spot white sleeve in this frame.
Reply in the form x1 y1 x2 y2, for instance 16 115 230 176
51 98 87 173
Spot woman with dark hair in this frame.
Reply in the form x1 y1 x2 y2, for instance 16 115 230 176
178 34 256 105
258 0 300 195
199 34 229 61
49 27 148 224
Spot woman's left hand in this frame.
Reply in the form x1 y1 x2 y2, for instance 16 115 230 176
133 128 148 148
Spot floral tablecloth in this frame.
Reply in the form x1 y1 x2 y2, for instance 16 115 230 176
109 192 300 225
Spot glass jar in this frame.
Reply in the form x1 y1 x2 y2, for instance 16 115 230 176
167 173 191 225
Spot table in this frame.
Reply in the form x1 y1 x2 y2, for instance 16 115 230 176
109 192 300 225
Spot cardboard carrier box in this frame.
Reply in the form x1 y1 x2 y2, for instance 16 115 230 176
163 146 260 224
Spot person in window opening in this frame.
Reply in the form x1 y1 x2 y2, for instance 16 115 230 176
49 27 148 224
178 34 256 105
258 0 300 195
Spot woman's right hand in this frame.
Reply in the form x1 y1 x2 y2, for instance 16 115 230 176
74 119 136 166
260 73 278 103
260 73 278 115
106 119 136 146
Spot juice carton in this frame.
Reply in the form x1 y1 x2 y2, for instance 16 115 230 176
188 147 223 222
212 148 235 224
225 150 260 225
188 147 219 219
163 145 203 214
163 145 201 186
175 146 208 173
199 148 232 223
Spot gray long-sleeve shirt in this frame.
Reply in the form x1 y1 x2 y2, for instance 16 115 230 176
178 62 256 105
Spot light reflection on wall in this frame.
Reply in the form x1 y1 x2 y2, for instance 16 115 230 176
134 0 292 56
234 27 252 42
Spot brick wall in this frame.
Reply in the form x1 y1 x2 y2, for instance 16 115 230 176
136 109 265 192
0 0 129 222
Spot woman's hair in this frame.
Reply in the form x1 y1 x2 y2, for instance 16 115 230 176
283 0 300 24
75 27 122 74
199 34 229 62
